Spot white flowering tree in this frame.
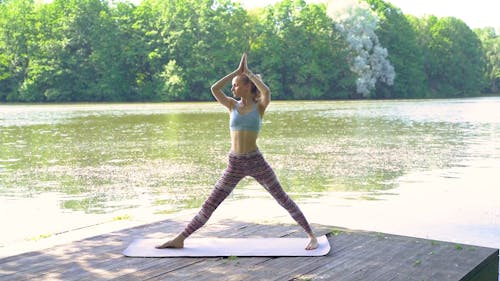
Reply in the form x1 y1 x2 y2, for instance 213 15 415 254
327 0 395 97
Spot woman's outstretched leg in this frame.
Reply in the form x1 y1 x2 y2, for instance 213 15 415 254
156 165 243 249
251 154 318 250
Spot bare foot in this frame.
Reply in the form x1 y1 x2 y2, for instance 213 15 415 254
155 234 185 249
305 235 318 250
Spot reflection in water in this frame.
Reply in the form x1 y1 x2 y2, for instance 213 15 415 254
1 98 499 215
1 98 500 259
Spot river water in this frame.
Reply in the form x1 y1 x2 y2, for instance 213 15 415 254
1 98 499 256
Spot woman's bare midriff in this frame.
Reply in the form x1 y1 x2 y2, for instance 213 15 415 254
230 130 259 153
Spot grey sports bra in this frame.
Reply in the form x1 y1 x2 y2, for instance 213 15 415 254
229 103 262 133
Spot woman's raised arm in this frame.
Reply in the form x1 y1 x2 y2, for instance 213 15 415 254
210 54 246 110
244 69 270 113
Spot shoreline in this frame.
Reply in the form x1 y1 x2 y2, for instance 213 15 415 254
1 95 500 106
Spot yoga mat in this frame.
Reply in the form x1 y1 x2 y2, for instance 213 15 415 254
123 235 330 257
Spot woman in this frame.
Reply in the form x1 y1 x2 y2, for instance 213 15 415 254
156 54 318 250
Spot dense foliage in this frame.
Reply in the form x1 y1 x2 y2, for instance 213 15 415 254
0 0 497 102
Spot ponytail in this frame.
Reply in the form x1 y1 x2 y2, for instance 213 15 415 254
241 74 262 102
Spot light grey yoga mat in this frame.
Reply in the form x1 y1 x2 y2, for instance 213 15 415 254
123 235 330 257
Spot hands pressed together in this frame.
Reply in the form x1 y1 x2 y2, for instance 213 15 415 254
236 53 255 78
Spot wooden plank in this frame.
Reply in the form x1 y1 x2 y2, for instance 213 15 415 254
0 216 199 281
194 257 272 281
107 258 206 281
0 220 497 281
239 233 365 281
303 231 498 281
460 248 499 281
0 219 180 280
0 232 129 279
4 220 254 281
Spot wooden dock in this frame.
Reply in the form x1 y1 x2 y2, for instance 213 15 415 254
0 218 498 281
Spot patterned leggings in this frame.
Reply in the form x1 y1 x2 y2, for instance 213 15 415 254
181 150 313 238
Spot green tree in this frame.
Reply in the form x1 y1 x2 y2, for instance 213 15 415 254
127 0 172 101
251 0 354 99
0 0 493 102
0 0 36 101
14 0 119 101
365 0 427 98
413 16 485 97
475 27 499 93
14 0 142 102
143 0 251 101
